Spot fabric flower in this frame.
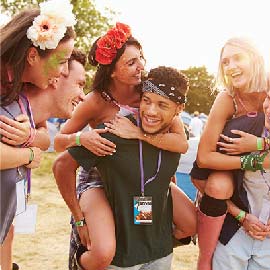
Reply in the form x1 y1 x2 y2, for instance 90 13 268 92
40 0 76 27
26 0 76 50
95 22 132 65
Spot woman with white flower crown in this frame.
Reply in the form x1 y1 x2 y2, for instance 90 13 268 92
0 0 76 269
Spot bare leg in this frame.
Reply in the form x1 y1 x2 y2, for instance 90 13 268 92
79 188 116 270
170 182 197 239
197 171 234 270
191 177 206 194
0 224 14 270
205 171 234 199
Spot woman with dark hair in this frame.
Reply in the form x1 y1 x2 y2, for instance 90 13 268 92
0 1 76 269
54 23 196 270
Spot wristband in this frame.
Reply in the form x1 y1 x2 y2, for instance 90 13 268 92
264 137 270 150
75 131 82 146
26 147 34 165
75 218 86 227
240 152 268 172
235 210 246 222
257 138 263 151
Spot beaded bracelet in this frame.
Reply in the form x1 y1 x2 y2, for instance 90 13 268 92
264 137 270 150
23 128 36 147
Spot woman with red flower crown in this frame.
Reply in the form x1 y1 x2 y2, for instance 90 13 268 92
53 22 197 270
0 0 76 269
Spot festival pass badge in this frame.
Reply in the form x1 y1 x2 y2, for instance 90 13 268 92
133 196 152 225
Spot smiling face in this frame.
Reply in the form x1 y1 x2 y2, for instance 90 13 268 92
221 44 252 92
54 59 86 118
139 92 182 134
263 91 270 129
111 45 145 86
26 39 74 89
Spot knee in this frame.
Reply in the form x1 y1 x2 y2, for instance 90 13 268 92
93 243 115 267
84 242 116 269
52 152 77 177
205 177 233 199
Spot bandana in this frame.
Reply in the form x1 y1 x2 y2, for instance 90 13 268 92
142 80 187 104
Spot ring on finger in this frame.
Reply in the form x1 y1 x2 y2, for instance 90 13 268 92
229 138 233 143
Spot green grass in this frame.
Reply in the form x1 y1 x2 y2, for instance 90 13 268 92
32 152 59 177
14 152 198 269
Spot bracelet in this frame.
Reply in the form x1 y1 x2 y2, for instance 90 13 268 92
235 210 246 222
240 151 268 171
75 131 82 146
240 154 256 171
264 137 270 150
75 218 86 227
23 128 36 147
26 147 34 165
257 138 263 151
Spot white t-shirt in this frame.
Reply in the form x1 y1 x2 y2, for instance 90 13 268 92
189 116 203 137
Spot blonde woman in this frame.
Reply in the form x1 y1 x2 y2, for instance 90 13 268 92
190 37 268 270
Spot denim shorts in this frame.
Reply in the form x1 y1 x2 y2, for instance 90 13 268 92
213 227 270 270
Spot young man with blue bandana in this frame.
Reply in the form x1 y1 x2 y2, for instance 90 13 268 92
54 66 190 269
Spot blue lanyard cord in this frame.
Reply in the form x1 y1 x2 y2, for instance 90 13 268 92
137 117 162 196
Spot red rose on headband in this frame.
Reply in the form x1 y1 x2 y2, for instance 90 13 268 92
95 22 132 65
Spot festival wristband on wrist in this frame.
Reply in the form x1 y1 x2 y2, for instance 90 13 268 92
235 210 246 223
240 151 269 171
75 218 86 227
75 131 82 146
257 138 263 151
26 147 35 165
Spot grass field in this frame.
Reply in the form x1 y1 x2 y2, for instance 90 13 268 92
13 152 199 270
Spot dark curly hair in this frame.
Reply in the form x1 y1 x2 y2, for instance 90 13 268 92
147 66 189 96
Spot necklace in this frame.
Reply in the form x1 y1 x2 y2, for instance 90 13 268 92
101 91 120 108
236 93 258 118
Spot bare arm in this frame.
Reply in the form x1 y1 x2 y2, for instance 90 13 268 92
0 142 42 169
217 130 259 155
31 121 50 150
53 151 83 222
105 114 188 153
54 93 116 154
0 114 50 150
226 200 269 240
197 92 241 170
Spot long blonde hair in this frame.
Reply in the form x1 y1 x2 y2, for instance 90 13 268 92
215 37 268 95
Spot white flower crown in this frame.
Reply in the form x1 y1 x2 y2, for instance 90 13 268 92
27 0 76 50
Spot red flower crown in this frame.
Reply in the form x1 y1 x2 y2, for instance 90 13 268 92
95 22 132 65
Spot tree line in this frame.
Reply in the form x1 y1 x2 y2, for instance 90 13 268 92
1 0 218 114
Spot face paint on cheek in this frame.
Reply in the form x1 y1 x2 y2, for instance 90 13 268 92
43 50 67 76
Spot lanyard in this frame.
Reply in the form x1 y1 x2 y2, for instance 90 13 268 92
137 117 162 196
